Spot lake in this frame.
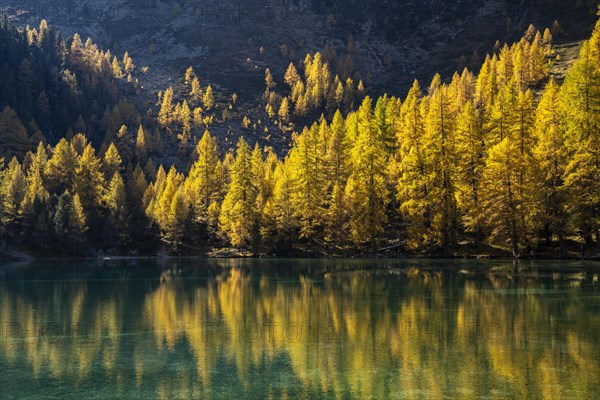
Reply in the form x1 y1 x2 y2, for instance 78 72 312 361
0 259 599 399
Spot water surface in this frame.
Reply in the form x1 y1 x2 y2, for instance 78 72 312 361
1 259 599 399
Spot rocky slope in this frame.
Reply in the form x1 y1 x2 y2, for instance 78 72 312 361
2 0 597 151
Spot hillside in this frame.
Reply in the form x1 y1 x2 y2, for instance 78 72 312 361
0 2 599 260
1 0 597 156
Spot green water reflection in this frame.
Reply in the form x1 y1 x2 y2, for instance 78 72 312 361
0 259 599 399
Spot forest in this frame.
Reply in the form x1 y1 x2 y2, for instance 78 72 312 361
0 12 599 258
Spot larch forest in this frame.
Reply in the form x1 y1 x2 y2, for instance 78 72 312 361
0 5 599 259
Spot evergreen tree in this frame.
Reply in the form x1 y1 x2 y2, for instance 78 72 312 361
0 106 31 160
185 131 222 226
20 143 49 221
325 183 348 246
53 190 72 241
130 164 148 206
271 163 294 246
44 138 77 193
455 101 484 241
284 63 300 87
165 188 189 251
486 82 516 147
103 143 122 179
345 97 389 250
373 95 396 157
279 97 290 122
560 42 600 245
480 137 529 258
326 110 349 188
532 80 568 253
190 77 202 101
288 125 326 240
105 172 127 244
123 51 135 74
1 158 26 226
73 144 105 212
203 85 214 110
423 78 458 252
397 81 430 248
70 193 87 237
179 100 192 148
185 66 195 85
265 68 276 91
158 87 174 126
219 138 258 248
135 125 148 160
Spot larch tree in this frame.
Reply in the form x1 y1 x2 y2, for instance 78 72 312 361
54 190 87 251
345 97 389 250
423 77 458 252
203 85 214 110
0 106 31 160
496 45 514 88
135 125 148 160
284 62 300 87
20 143 49 223
511 90 536 245
105 172 127 244
165 188 189 251
219 138 258 248
325 181 348 246
397 81 430 248
123 51 135 74
511 89 535 159
111 56 123 79
326 109 350 188
486 81 516 147
179 100 192 150
475 55 497 116
373 95 397 157
115 124 134 165
271 163 295 245
185 66 195 85
265 68 276 91
531 80 568 253
102 143 122 180
190 76 202 101
73 144 105 213
287 124 327 240
455 101 485 241
479 137 528 258
44 138 77 194
130 164 148 207
53 191 72 241
154 166 179 227
185 130 222 227
70 193 88 238
1 158 26 226
279 97 290 122
512 43 528 91
561 42 600 245
158 87 174 126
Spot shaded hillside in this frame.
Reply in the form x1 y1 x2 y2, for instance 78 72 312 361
0 18 141 159
1 12 599 259
0 1 597 171
4 1 595 90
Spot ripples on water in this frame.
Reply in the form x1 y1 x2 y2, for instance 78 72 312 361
0 259 599 399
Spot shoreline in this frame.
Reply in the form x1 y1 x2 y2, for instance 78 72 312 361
2 252 599 263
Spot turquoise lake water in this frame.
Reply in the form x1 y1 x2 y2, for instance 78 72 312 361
0 259 599 399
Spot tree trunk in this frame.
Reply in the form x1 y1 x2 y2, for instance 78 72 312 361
559 233 565 259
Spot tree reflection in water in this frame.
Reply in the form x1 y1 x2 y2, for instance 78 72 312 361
0 260 599 399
